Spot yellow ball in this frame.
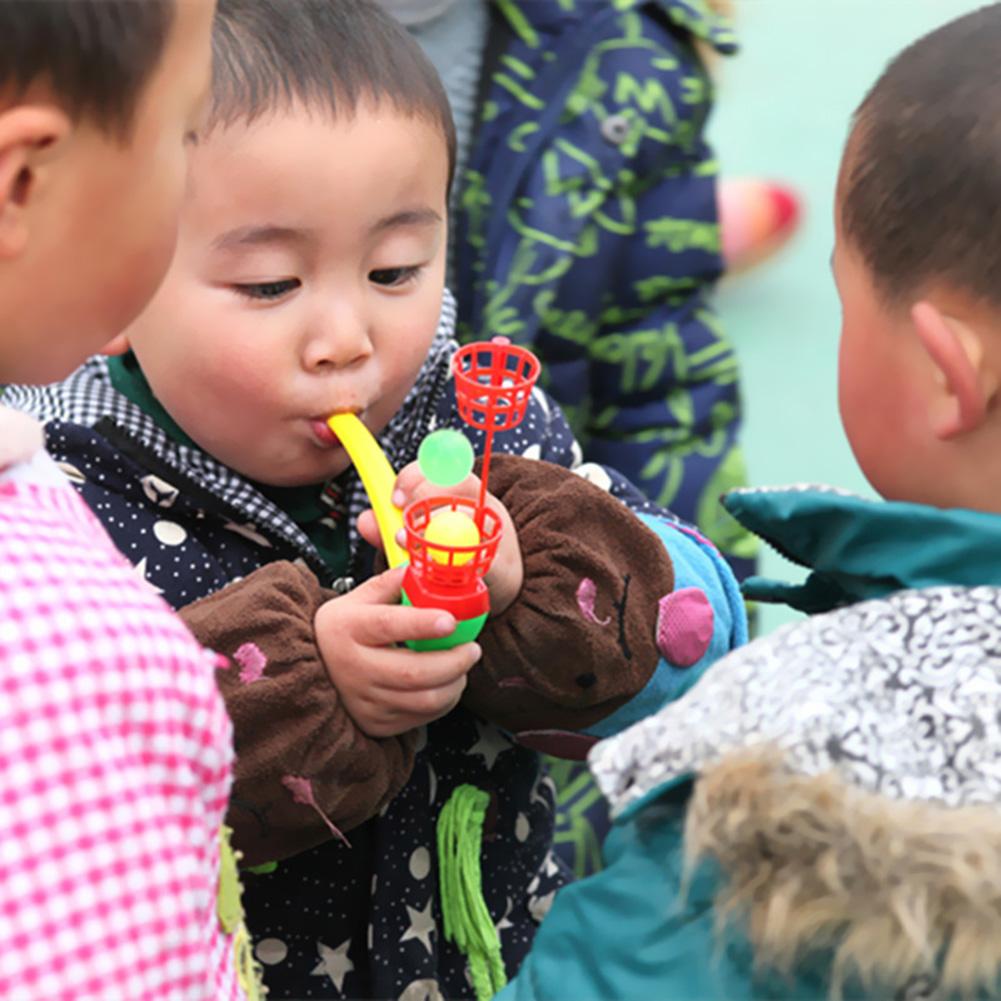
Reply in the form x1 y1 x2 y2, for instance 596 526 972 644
424 509 480 566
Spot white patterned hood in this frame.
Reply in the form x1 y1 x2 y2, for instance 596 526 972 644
590 585 1001 819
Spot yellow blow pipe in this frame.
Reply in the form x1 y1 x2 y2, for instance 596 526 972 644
326 412 408 568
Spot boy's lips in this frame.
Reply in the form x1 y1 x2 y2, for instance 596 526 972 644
309 418 341 448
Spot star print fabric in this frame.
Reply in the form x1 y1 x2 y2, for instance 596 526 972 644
242 713 570 998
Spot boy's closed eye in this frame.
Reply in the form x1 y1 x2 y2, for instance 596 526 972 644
369 265 423 288
233 278 301 301
231 267 424 300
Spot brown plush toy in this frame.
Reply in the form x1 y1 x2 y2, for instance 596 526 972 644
180 455 714 864
465 454 676 758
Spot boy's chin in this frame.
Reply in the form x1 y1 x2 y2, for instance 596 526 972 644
251 460 351 488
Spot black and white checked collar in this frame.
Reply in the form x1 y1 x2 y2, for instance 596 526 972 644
7 289 459 579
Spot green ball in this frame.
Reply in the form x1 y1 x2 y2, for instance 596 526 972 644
418 429 475 487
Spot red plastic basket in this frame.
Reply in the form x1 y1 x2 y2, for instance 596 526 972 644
452 341 541 433
403 496 502 592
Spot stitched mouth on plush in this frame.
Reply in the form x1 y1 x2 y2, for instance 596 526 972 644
513 729 599 760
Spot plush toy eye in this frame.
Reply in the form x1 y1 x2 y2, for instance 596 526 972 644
575 673 597 690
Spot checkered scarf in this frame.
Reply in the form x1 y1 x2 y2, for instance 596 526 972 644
6 290 458 575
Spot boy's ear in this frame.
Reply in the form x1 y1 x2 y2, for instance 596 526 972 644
0 104 70 258
100 334 131 356
912 300 998 440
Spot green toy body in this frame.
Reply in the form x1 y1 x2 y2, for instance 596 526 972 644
401 586 489 651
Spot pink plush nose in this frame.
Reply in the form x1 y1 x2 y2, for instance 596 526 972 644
656 587 714 667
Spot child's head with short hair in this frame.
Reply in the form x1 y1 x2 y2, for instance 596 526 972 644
0 0 215 383
208 0 455 186
833 3 1001 514
114 0 456 488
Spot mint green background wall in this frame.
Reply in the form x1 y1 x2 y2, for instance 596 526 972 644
710 1 986 633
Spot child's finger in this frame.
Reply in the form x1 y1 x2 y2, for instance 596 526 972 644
393 461 480 507
357 509 382 550
391 461 424 507
351 601 461 648
376 675 469 724
323 568 477 649
373 643 482 692
337 565 406 605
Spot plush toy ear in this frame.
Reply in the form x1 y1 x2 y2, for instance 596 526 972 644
912 301 998 440
0 105 69 258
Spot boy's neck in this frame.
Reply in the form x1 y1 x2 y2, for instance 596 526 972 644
107 351 199 451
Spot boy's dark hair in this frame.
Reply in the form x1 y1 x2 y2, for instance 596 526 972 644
840 4 1001 306
0 0 174 139
210 0 457 191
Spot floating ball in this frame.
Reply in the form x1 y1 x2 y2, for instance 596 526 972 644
424 509 480 565
418 430 474 487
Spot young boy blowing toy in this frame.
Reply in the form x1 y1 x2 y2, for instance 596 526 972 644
6 0 747 998
502 6 1001 1000
0 1 254 997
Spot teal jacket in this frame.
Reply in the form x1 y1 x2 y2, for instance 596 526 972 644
501 487 1001 1001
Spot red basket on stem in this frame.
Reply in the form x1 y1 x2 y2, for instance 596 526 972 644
452 338 540 528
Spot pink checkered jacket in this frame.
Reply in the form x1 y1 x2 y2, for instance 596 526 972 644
0 409 244 1000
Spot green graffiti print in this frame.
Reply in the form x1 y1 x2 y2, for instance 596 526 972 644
546 757 607 878
534 290 600 347
645 216 720 253
633 275 699 303
696 445 760 560
461 171 491 251
457 0 755 576
612 73 677 122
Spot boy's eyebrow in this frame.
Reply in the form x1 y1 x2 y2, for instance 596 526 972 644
212 225 312 251
370 208 442 234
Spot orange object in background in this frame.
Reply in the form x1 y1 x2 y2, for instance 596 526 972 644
719 178 802 276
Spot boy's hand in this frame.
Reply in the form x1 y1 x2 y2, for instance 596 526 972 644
357 462 524 615
315 567 481 738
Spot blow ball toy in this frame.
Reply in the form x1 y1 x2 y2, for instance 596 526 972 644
399 495 500 651
327 337 540 651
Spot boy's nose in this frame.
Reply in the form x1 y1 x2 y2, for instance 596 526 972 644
302 314 373 372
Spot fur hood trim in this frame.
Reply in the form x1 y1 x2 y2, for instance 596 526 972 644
689 748 1001 999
